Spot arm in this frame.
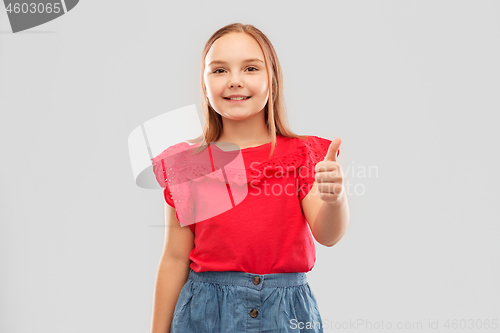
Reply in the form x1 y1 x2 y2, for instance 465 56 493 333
150 203 194 333
302 181 350 247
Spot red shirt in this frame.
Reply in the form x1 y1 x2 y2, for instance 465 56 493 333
151 134 332 274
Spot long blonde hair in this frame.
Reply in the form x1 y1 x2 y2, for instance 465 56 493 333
187 23 309 159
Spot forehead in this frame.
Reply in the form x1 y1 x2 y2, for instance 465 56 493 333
205 33 264 65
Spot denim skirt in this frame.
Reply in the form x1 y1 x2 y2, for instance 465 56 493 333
170 268 324 333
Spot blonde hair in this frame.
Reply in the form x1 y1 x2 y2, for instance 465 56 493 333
187 23 309 159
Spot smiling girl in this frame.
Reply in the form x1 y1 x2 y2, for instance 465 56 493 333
150 23 350 333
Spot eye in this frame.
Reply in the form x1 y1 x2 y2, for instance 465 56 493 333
212 66 259 74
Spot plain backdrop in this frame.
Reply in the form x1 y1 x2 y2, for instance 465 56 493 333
1 1 499 332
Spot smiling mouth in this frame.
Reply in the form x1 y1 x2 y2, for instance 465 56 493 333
223 96 251 100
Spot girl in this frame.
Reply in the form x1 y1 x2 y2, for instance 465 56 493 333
150 23 349 333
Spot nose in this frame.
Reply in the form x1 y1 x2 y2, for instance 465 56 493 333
228 73 243 88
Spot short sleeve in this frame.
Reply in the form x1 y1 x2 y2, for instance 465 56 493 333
297 136 333 203
151 151 195 227
151 155 176 208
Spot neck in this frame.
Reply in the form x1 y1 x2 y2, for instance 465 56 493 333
217 109 273 148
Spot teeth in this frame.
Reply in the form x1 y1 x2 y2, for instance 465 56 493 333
227 96 249 100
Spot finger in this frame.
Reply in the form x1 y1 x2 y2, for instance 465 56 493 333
315 170 342 183
317 183 343 195
315 161 339 173
324 138 341 162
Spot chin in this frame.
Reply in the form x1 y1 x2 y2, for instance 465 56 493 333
221 108 252 118
225 114 253 121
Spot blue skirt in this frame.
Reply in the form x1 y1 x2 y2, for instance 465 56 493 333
171 268 324 333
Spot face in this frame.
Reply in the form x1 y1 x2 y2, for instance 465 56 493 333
204 33 269 121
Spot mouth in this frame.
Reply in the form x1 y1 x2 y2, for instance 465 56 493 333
223 96 251 103
223 96 251 100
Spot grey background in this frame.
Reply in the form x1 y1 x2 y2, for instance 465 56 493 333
1 1 499 332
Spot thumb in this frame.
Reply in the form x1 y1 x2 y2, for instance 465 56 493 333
324 138 341 162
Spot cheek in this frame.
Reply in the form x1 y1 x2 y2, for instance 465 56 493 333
205 78 222 97
253 78 268 97
255 76 268 96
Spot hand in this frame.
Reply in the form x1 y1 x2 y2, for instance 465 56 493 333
314 138 344 204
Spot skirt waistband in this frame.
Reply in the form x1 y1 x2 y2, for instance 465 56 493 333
188 268 308 288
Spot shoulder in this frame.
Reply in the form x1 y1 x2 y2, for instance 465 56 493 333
271 135 332 165
290 135 332 151
292 135 333 167
151 141 200 187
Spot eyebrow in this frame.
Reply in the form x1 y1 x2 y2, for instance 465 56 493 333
208 58 264 67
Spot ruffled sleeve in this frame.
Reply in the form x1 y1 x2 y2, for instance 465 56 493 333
150 142 195 226
297 136 333 204
151 155 175 208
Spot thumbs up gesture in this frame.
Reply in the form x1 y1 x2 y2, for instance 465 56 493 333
314 138 344 204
